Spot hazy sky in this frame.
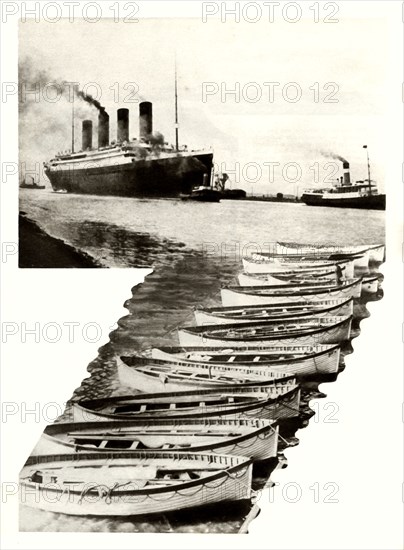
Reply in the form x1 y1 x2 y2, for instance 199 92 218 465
19 16 391 194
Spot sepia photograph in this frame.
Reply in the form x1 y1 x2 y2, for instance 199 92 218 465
1 1 403 548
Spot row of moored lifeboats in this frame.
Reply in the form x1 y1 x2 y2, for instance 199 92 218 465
20 242 384 520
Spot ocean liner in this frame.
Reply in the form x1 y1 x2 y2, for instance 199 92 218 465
44 100 213 197
301 149 385 210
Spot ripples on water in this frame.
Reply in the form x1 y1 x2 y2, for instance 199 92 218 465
19 190 385 532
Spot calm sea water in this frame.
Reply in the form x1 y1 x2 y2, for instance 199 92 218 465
20 189 385 268
19 189 385 533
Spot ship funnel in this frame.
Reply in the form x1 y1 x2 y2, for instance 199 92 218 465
82 120 93 150
117 108 129 142
139 101 153 139
343 161 350 185
98 111 109 148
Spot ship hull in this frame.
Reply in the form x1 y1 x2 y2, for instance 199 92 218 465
45 153 213 198
301 192 385 210
20 184 46 189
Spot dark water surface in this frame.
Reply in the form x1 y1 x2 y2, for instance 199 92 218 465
20 190 385 269
19 190 385 532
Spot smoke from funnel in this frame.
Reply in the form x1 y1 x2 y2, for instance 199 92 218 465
319 150 348 164
18 56 100 178
148 132 165 156
19 57 106 113
76 89 106 113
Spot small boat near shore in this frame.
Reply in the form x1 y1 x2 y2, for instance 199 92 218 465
361 274 381 294
117 355 296 392
150 344 341 377
354 244 385 263
258 250 369 269
275 242 384 263
20 451 253 517
19 175 46 189
238 273 372 298
238 273 362 298
178 316 352 348
72 383 301 423
238 272 346 288
194 298 353 325
32 418 279 462
240 268 340 287
242 256 355 278
221 279 362 306
72 393 271 422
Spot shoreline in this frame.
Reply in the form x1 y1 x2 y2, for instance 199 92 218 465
19 213 102 268
239 195 300 203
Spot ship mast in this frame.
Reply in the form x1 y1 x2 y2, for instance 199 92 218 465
363 145 371 194
71 91 75 154
174 55 179 151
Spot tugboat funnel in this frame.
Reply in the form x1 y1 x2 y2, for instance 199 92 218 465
343 161 351 185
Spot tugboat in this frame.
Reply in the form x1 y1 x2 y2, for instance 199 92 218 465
180 174 222 202
215 173 246 199
301 146 385 210
19 175 45 190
